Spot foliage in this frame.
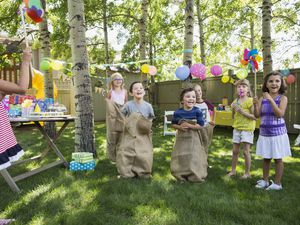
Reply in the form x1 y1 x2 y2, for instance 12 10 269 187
0 123 299 225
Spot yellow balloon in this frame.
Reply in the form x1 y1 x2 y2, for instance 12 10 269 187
236 69 248 79
141 64 150 73
51 60 64 71
221 75 230 83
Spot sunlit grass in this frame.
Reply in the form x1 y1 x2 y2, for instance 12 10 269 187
0 123 299 225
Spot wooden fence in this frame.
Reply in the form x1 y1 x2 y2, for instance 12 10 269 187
155 69 300 134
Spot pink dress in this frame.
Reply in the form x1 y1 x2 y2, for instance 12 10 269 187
0 102 24 170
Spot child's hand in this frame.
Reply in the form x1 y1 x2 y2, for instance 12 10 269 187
208 121 215 126
253 96 259 105
263 92 272 101
0 92 4 101
180 122 191 130
231 103 240 112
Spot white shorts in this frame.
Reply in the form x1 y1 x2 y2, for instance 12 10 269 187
233 129 254 144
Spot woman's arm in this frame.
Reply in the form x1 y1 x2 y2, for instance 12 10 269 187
0 48 32 94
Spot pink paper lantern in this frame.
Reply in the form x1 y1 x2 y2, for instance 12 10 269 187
210 65 222 76
149 66 157 76
190 63 206 80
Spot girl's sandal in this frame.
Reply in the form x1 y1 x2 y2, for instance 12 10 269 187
240 174 251 179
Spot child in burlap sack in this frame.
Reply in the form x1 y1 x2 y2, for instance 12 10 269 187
106 73 128 162
171 88 207 182
117 81 155 178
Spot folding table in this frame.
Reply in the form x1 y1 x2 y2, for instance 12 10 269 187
0 116 75 193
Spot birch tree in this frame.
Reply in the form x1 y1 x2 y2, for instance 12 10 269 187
40 0 56 138
140 0 149 83
68 0 96 155
262 0 273 75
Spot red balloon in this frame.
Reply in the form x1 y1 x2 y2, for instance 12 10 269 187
286 74 296 84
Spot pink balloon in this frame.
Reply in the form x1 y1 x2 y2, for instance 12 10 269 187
190 63 206 79
149 66 157 76
286 74 296 84
210 65 222 76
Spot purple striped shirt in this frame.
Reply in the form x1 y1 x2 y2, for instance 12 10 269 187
259 95 287 136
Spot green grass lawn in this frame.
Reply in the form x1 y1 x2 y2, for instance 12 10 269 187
0 123 299 225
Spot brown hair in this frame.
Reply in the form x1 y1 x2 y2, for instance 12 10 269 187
262 71 287 94
179 87 196 101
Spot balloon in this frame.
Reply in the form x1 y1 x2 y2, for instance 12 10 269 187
148 66 157 76
221 75 230 83
51 60 63 71
210 65 222 76
141 64 150 73
175 65 190 80
286 74 296 84
281 69 290 76
236 69 248 79
40 59 50 71
190 63 206 79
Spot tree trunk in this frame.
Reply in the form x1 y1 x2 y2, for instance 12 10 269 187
103 0 109 64
139 0 149 83
39 0 56 138
250 20 255 50
68 0 96 155
196 0 205 65
262 0 273 76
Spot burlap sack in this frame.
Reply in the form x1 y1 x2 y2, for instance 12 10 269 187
198 124 214 154
171 128 208 182
136 116 152 135
117 113 153 178
106 99 125 162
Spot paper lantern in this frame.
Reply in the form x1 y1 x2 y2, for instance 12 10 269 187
286 74 296 84
190 63 206 80
175 65 190 80
40 59 50 71
221 75 230 83
149 66 157 76
236 69 248 79
141 64 150 73
210 65 222 76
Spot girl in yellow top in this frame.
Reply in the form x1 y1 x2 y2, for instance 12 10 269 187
227 79 256 179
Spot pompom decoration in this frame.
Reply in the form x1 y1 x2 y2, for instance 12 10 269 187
175 65 190 80
149 66 157 76
141 64 150 73
210 65 222 76
236 69 248 79
190 63 206 80
286 74 296 84
51 60 64 71
221 75 230 83
40 59 51 71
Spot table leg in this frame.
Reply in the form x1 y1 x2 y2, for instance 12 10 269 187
0 169 21 193
34 122 69 168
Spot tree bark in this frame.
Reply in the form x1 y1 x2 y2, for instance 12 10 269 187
262 0 273 76
183 0 195 88
196 0 205 65
103 0 109 64
68 0 96 155
39 0 56 138
139 0 149 94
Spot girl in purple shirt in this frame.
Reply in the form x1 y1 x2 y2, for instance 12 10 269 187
254 71 291 190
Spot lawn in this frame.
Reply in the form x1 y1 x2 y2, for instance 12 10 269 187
0 122 299 225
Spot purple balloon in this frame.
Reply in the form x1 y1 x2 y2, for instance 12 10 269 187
175 65 190 80
210 65 222 76
190 63 206 79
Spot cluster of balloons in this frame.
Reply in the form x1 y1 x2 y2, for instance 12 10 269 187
141 64 157 76
23 0 44 23
240 49 262 72
175 64 222 80
40 58 64 71
221 75 235 84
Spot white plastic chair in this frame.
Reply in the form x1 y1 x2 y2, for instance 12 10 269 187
163 111 176 136
294 124 300 145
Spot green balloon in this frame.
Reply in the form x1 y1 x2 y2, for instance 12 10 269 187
236 69 248 79
40 60 50 71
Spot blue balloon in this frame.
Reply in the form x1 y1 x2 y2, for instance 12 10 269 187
281 69 290 76
175 65 190 80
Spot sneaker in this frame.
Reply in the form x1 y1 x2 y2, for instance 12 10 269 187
255 179 269 189
266 181 283 191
